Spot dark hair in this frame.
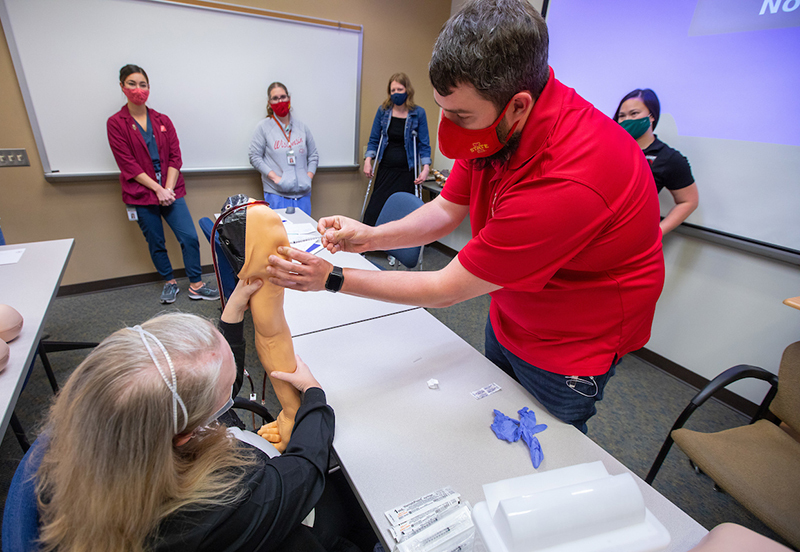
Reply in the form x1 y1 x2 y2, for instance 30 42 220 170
381 72 417 111
266 81 289 118
429 0 549 111
119 64 148 85
615 89 660 129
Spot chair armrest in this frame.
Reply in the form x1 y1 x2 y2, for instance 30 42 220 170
674 365 779 432
233 396 275 424
688 364 778 410
645 364 779 485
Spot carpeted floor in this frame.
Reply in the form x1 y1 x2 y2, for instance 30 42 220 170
0 244 790 548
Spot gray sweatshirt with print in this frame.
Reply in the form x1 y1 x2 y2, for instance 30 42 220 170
248 116 319 198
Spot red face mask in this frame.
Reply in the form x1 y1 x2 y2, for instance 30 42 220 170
437 100 518 160
123 87 149 106
271 100 290 117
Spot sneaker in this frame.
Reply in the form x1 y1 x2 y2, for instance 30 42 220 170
160 282 179 304
188 283 220 301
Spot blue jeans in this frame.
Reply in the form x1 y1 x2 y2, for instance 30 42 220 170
484 315 617 434
264 192 311 216
134 197 202 282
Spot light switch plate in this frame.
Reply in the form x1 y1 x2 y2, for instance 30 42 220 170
0 149 30 167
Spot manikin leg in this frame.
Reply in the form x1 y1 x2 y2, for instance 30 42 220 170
236 204 300 452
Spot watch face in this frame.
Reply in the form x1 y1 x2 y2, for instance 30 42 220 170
326 267 344 292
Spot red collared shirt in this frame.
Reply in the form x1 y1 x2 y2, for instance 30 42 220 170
442 68 665 375
107 105 186 205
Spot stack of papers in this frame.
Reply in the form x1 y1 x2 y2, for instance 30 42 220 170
282 220 323 255
384 487 475 552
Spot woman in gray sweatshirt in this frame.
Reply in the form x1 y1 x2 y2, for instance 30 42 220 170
249 82 319 215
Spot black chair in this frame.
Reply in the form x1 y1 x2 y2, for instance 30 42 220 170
375 192 426 270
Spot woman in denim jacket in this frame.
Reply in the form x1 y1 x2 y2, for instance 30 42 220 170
362 73 431 226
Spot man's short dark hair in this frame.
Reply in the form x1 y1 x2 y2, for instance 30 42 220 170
429 0 549 111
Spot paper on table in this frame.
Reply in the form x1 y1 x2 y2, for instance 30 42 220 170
0 248 25 265
285 222 318 236
282 220 323 254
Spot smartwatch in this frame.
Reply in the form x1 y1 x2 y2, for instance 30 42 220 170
325 266 344 293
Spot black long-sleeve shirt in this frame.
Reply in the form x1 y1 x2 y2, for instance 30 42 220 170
150 321 335 551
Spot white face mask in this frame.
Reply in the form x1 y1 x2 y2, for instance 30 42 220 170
203 392 234 427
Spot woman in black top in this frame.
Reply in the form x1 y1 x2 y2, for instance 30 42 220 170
29 279 366 552
362 73 431 226
615 89 699 235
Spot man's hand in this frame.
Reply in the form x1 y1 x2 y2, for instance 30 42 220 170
267 246 333 291
316 215 373 254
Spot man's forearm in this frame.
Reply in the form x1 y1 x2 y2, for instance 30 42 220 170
368 196 466 251
340 255 499 309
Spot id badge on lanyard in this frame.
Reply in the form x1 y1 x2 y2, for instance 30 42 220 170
277 119 296 165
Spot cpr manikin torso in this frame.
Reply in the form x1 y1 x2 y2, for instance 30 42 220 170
0 304 23 372
217 197 299 451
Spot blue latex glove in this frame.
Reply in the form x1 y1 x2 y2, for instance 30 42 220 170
518 407 547 468
490 409 521 443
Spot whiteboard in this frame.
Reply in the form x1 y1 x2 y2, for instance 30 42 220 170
546 0 800 254
0 0 362 176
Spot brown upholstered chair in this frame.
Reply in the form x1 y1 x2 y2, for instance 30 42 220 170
646 341 800 549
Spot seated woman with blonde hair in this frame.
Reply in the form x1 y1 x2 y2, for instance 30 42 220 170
10 279 366 552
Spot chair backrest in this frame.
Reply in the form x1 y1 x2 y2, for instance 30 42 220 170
198 217 238 300
375 192 425 269
3 436 47 551
770 340 800 431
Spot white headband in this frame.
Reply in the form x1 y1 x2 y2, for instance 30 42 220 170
129 325 188 434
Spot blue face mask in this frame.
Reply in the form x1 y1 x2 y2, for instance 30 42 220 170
620 116 651 139
390 92 408 106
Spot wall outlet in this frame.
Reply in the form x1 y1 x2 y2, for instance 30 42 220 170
0 149 30 167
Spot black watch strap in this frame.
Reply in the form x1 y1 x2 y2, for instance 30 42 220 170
325 266 344 293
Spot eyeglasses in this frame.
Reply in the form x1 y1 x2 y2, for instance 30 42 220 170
270 94 289 103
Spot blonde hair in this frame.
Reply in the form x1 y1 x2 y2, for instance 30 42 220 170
36 313 255 552
382 72 417 111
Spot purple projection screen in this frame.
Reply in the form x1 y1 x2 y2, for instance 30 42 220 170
546 0 800 253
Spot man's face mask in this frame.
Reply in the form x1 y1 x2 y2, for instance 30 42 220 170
437 100 519 160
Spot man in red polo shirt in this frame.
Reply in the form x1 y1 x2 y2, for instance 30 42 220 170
266 0 664 433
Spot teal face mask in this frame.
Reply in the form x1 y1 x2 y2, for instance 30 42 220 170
620 116 651 139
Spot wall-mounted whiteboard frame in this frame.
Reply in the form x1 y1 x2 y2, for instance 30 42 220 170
0 0 363 180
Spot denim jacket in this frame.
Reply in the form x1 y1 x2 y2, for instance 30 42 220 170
365 105 432 171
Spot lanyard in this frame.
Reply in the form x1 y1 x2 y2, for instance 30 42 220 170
274 117 292 145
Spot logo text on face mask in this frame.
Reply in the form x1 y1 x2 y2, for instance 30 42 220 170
470 142 490 154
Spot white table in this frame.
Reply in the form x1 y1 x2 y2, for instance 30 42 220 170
292 309 708 552
0 239 74 440
277 208 419 336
